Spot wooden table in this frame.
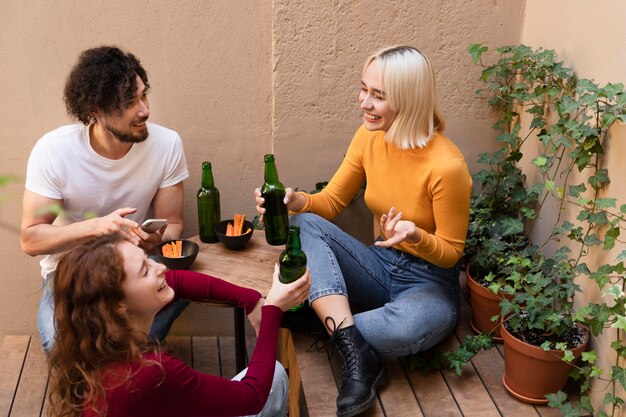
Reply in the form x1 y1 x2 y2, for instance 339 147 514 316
189 230 282 372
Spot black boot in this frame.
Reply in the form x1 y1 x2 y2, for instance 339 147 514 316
326 319 386 417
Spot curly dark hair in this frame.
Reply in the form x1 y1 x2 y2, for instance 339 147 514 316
63 46 150 125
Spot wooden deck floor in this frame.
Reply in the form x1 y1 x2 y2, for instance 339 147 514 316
1 272 567 417
284 271 565 417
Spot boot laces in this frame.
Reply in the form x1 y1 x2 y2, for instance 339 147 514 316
325 317 359 383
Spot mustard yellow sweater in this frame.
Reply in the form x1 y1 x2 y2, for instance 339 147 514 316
296 126 472 268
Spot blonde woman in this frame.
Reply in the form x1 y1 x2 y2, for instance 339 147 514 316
256 46 471 417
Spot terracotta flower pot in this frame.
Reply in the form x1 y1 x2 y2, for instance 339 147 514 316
501 323 589 404
466 264 509 342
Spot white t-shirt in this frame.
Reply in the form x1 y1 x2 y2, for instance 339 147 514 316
25 123 189 279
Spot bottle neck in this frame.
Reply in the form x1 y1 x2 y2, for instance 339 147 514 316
264 159 280 184
286 229 302 254
201 163 215 188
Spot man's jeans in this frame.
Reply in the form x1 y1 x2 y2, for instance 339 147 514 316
37 273 189 354
291 213 461 357
232 361 289 417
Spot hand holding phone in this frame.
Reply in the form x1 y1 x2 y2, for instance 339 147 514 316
141 218 168 233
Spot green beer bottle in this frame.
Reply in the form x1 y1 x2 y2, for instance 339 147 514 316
197 161 220 243
261 154 289 245
279 225 307 283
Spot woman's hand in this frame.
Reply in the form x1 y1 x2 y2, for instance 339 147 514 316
254 187 306 222
265 264 311 312
374 207 420 248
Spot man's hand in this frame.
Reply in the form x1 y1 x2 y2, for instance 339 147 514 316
93 207 141 244
131 224 167 253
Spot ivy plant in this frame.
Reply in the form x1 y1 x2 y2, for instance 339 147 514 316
421 44 626 416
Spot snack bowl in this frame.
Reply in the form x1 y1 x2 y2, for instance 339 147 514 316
214 220 254 250
157 239 199 270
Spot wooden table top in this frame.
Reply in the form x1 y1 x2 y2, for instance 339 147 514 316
188 230 283 297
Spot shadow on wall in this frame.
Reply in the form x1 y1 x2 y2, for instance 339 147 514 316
333 196 374 245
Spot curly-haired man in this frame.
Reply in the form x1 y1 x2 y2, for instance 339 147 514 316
20 46 190 353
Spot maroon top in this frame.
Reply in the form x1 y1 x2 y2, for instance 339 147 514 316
84 270 283 417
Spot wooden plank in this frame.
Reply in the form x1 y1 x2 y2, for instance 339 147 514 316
400 357 462 417
456 291 540 417
218 336 237 379
377 358 424 417
192 336 220 375
327 341 385 417
10 336 49 417
167 336 192 365
293 334 338 417
439 336 502 417
0 335 30 417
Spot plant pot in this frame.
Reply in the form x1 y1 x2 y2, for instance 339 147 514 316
466 264 509 342
501 323 589 404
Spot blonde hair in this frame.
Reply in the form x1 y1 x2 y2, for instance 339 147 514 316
364 46 445 149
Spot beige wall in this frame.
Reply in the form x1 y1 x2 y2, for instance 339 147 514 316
0 1 525 338
521 0 626 413
0 0 273 338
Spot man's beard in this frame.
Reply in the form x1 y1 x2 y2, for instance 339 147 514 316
106 122 149 144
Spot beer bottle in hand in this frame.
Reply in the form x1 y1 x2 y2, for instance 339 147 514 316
279 225 307 283
197 161 220 243
261 154 289 245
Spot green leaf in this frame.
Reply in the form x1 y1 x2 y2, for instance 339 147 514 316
533 155 548 168
546 391 567 407
595 197 617 210
469 43 488 64
604 226 620 250
567 184 587 198
612 366 626 390
562 350 575 363
581 350 598 363
611 315 626 331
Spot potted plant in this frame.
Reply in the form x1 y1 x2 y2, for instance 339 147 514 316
468 43 626 414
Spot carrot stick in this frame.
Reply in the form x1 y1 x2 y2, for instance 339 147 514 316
237 214 246 235
176 240 182 257
226 223 234 236
233 214 241 236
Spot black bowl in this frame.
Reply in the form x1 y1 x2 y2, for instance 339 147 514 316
214 219 254 250
157 239 199 270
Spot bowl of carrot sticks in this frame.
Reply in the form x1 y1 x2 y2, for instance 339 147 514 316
157 239 199 270
214 214 254 250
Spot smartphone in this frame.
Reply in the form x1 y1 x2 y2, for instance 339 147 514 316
141 218 168 233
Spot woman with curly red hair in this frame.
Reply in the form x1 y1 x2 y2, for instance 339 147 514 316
48 233 309 417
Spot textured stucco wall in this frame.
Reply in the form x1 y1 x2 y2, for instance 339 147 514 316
0 0 525 339
521 1 626 413
0 0 272 338
272 0 525 190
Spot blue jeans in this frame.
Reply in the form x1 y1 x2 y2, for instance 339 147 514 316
232 361 289 417
37 273 189 354
292 213 461 357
